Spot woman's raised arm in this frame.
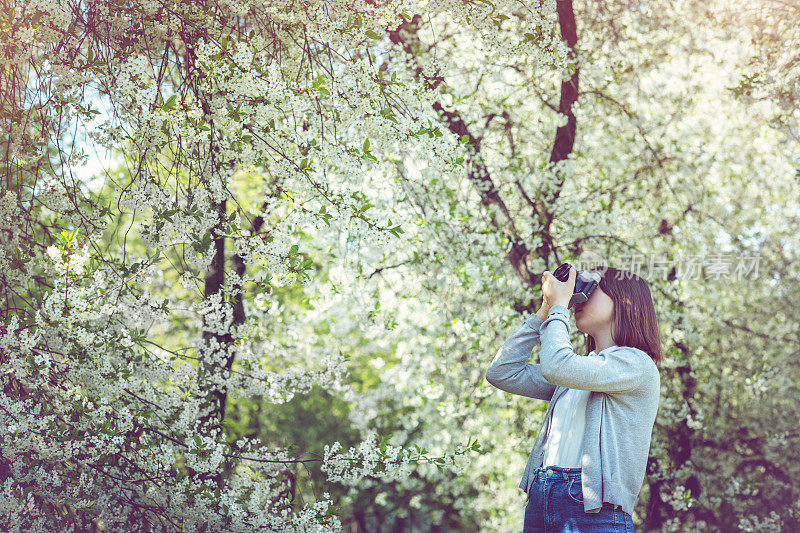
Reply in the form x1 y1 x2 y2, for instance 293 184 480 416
485 308 558 401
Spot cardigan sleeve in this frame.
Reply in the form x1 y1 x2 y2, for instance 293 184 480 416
485 312 558 401
538 304 645 393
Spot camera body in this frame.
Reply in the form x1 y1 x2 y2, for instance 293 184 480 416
552 262 601 307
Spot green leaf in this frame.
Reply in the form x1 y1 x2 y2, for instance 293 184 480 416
226 102 241 121
162 94 177 111
365 30 380 39
362 138 377 161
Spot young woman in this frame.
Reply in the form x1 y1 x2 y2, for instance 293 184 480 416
485 265 662 532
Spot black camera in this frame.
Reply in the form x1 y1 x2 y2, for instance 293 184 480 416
552 262 601 308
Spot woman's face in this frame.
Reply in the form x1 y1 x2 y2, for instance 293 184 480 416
574 284 615 335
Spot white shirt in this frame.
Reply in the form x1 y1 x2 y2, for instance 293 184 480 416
542 385 592 468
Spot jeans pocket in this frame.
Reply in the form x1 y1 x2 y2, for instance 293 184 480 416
612 507 635 533
622 509 635 533
566 477 584 504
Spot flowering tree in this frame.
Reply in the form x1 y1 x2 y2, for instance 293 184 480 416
714 0 800 144
320 0 800 530
3 0 800 531
0 0 568 530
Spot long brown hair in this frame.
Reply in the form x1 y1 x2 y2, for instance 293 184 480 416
583 266 662 366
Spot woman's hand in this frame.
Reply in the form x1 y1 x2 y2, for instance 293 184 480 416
541 266 576 310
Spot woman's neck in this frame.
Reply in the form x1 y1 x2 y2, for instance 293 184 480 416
593 333 617 354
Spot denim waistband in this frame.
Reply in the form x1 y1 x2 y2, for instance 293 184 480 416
534 465 582 481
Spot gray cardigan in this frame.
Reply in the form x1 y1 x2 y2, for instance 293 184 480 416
485 304 660 516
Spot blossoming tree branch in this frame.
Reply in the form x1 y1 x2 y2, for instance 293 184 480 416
0 0 567 530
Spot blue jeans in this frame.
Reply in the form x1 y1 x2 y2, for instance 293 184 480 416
522 466 635 533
